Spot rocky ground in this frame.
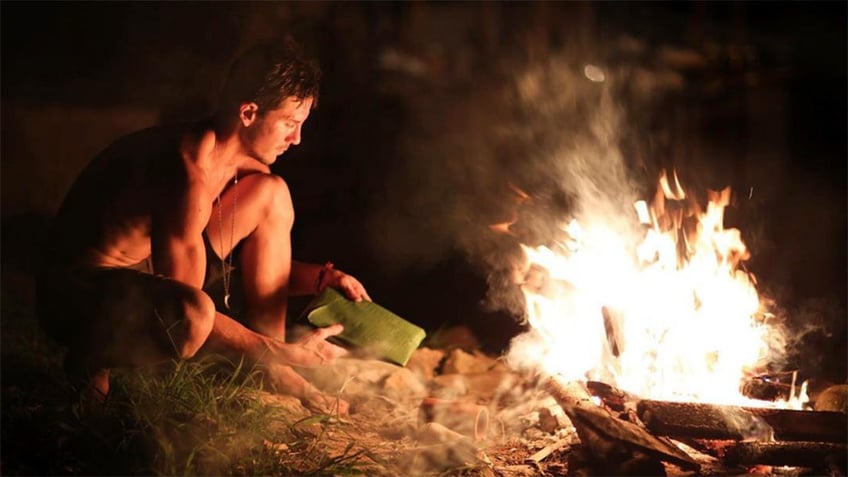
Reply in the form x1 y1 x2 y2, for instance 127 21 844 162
262 344 575 476
256 342 844 477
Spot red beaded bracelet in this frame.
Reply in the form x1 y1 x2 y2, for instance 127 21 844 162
315 261 334 294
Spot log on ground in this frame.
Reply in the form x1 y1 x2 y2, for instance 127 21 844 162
637 400 847 443
724 441 848 471
546 377 700 472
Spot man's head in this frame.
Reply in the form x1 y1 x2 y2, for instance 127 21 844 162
219 38 321 116
220 38 321 165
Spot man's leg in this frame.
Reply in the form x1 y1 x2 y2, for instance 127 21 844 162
205 173 294 340
39 267 216 400
204 173 348 414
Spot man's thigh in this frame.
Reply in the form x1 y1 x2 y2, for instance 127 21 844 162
38 266 198 366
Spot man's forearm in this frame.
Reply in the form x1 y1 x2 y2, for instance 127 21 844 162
289 260 371 303
202 310 273 363
201 311 343 368
153 241 207 289
288 260 325 296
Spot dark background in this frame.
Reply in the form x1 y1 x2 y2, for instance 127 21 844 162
2 2 846 382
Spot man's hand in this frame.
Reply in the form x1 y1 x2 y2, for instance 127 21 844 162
302 390 350 416
325 269 372 302
264 362 350 416
289 323 349 367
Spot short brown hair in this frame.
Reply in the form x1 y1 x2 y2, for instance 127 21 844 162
220 37 321 115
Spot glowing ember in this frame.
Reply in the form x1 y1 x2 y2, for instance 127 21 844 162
507 171 802 408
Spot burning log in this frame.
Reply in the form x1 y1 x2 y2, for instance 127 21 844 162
636 399 848 443
740 373 797 402
586 380 639 413
545 377 700 473
724 441 848 472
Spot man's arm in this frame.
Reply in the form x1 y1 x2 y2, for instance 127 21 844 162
150 177 211 287
289 260 371 302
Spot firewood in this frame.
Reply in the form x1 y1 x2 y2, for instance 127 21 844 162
525 435 578 464
586 380 636 412
748 406 848 442
637 399 847 443
724 441 848 471
545 376 700 472
741 377 794 401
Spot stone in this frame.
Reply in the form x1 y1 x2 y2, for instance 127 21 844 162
406 347 445 381
442 348 497 375
430 324 481 351
430 373 469 399
382 367 428 401
814 384 848 413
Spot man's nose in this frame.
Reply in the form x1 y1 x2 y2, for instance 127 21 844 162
289 125 302 145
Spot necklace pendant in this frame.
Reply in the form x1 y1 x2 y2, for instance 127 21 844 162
224 293 231 310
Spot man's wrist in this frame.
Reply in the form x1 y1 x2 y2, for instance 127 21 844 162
315 261 335 294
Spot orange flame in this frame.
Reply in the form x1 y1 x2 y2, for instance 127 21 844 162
488 182 531 235
507 171 801 407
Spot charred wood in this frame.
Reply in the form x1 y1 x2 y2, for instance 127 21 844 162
724 441 848 472
586 380 639 413
637 399 847 443
545 377 700 473
741 377 794 402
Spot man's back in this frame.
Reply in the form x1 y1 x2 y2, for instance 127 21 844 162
45 124 188 269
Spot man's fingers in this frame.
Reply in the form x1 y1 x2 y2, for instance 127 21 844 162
359 289 372 302
325 342 349 359
317 323 344 339
332 274 366 302
303 393 350 417
348 285 371 302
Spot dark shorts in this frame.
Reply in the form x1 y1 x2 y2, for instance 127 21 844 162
36 234 243 347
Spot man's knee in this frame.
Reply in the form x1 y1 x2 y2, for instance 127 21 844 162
174 288 215 359
256 174 293 224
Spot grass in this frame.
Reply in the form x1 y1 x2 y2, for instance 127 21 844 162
0 268 491 477
0 282 389 476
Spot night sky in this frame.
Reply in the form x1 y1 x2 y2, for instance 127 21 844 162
2 2 846 381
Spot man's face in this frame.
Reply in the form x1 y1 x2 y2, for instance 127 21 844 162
242 96 313 165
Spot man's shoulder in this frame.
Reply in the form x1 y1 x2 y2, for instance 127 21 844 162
91 121 208 170
108 122 197 150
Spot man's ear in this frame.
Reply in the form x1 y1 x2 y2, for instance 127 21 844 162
239 102 259 127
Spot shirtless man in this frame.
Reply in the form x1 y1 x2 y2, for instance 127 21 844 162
36 39 369 414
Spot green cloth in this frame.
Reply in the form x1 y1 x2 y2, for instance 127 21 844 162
301 288 426 367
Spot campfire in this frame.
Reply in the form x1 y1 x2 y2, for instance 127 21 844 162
488 170 848 474
291 166 845 476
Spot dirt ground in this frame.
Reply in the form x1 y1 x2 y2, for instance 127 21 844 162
257 346 844 477
277 346 574 476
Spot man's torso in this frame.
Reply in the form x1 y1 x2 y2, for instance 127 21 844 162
45 123 206 270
